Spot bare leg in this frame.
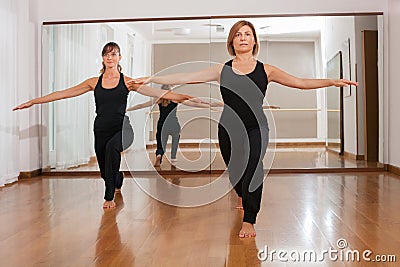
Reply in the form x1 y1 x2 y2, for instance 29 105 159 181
154 154 162 167
239 222 256 238
103 200 116 208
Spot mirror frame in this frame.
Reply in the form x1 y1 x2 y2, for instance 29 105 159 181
41 12 384 174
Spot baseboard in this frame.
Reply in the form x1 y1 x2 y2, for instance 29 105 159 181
41 166 386 177
273 142 325 147
19 169 42 179
344 151 364 160
387 164 400 176
145 141 325 149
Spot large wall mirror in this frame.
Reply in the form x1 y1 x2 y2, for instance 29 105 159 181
40 14 383 174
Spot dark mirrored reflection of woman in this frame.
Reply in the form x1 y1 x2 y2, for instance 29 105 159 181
127 84 221 167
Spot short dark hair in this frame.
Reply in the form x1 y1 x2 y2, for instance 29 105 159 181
226 20 259 57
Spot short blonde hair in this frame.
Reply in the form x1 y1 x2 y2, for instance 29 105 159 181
226 20 259 57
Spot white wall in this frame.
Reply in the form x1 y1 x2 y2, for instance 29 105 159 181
35 0 386 22
388 0 400 168
265 41 319 140
17 0 40 171
114 24 153 149
15 0 399 174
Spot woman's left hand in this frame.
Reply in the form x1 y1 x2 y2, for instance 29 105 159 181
332 79 358 87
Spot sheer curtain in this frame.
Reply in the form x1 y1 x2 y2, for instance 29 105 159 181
50 24 95 169
0 0 19 186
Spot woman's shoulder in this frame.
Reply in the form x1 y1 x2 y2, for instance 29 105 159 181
262 63 278 80
262 63 273 72
123 74 133 82
86 77 100 89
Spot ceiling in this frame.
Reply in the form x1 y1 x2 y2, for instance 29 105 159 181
126 16 324 43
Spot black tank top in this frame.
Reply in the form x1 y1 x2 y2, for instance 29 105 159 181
219 60 268 130
158 101 178 126
94 73 129 132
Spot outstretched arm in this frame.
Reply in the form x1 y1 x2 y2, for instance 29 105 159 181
13 78 96 110
126 100 154 112
210 101 224 107
126 80 203 104
129 64 223 86
179 99 214 108
265 64 358 90
177 99 224 113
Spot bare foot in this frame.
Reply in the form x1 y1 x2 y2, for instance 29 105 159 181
235 197 243 209
154 155 162 167
239 222 256 238
103 200 116 209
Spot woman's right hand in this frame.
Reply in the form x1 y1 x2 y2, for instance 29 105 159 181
13 100 34 111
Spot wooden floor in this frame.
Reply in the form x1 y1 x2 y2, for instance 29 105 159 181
1 171 399 266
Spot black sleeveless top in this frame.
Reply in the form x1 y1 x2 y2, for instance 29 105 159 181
93 73 129 132
158 101 179 126
219 60 268 130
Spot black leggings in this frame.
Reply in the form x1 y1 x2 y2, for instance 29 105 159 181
94 126 133 201
218 125 269 224
155 121 181 159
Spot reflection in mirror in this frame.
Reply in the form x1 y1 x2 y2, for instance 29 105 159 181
326 51 343 154
41 14 383 173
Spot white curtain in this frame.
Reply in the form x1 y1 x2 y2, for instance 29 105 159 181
51 24 95 169
0 0 19 186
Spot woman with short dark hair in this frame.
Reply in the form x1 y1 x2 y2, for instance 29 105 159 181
132 20 357 238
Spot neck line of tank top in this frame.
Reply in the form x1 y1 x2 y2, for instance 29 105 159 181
100 74 121 90
230 60 258 76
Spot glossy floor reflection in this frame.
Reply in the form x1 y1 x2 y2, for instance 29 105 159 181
1 172 399 266
48 146 384 174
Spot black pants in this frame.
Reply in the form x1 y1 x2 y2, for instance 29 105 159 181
155 120 181 159
218 124 269 224
94 122 134 201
